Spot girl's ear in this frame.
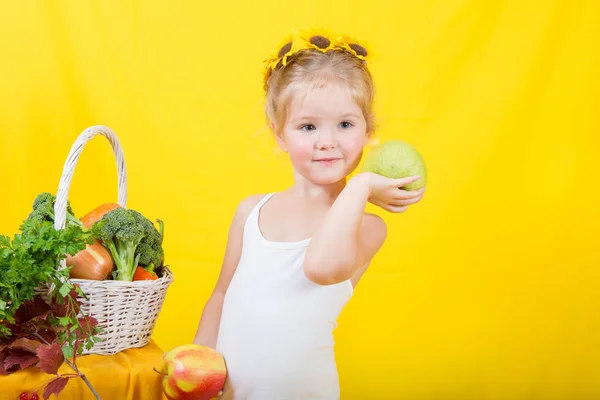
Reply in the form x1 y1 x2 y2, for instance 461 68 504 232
275 132 288 152
272 123 288 152
363 129 373 147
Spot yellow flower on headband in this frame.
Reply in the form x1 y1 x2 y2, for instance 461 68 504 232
264 30 303 70
334 34 369 61
262 28 370 91
263 29 311 90
298 27 338 53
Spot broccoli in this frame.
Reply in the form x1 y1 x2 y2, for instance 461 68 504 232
135 219 164 272
92 208 164 281
20 192 84 232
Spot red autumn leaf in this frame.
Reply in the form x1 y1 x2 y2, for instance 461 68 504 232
13 296 51 324
59 288 83 312
43 376 69 400
70 287 83 305
79 316 98 328
75 316 98 338
36 329 57 344
36 342 64 374
2 322 24 337
49 299 68 318
49 287 81 318
4 349 39 371
8 337 42 353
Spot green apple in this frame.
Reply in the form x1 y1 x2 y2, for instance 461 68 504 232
362 140 427 191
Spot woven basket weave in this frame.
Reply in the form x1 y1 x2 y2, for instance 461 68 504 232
51 125 173 356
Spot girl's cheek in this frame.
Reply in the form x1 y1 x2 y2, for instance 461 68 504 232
340 135 367 155
287 140 314 162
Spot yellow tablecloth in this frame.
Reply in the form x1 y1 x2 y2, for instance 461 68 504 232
2 340 168 399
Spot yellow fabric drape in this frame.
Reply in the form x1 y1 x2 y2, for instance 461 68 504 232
0 1 598 399
2 341 166 399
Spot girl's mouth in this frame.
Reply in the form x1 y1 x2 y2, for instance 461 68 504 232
314 158 341 166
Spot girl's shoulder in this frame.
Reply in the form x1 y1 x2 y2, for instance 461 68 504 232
232 193 270 223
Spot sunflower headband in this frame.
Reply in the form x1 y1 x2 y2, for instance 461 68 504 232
263 29 369 91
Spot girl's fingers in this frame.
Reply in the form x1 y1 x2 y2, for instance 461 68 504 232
371 199 403 213
390 196 422 207
395 187 425 200
393 175 421 188
386 205 408 213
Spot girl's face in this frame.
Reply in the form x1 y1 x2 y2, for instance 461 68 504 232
276 84 369 186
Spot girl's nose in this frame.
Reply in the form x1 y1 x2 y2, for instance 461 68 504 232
315 129 337 149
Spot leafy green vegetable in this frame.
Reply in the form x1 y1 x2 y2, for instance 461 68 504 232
1 193 102 398
0 214 93 333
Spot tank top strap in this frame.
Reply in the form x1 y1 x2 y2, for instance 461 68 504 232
243 193 277 240
253 193 277 211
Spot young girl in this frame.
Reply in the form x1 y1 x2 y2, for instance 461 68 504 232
193 30 425 399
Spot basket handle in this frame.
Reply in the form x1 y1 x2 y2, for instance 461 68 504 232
53 125 128 232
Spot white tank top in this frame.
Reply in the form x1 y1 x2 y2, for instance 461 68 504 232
216 193 354 400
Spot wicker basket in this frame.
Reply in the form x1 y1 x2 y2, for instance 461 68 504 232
51 125 174 356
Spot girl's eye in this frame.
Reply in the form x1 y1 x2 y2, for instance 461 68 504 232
339 121 353 129
300 124 316 131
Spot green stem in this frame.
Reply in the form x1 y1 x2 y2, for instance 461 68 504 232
156 219 164 240
66 213 85 228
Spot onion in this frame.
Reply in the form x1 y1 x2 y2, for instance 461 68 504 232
67 240 114 280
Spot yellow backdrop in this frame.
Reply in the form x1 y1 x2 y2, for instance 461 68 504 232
1 1 598 399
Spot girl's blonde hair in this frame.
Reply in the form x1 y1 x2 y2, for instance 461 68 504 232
264 49 375 136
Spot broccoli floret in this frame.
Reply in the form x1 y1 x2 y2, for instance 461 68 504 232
135 220 164 272
136 219 164 270
92 208 164 281
20 192 83 232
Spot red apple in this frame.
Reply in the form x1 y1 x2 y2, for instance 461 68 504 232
155 344 227 400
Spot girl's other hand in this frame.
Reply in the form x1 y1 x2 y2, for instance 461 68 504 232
218 374 234 399
357 172 425 213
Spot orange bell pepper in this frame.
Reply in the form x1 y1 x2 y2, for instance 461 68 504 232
133 265 158 281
